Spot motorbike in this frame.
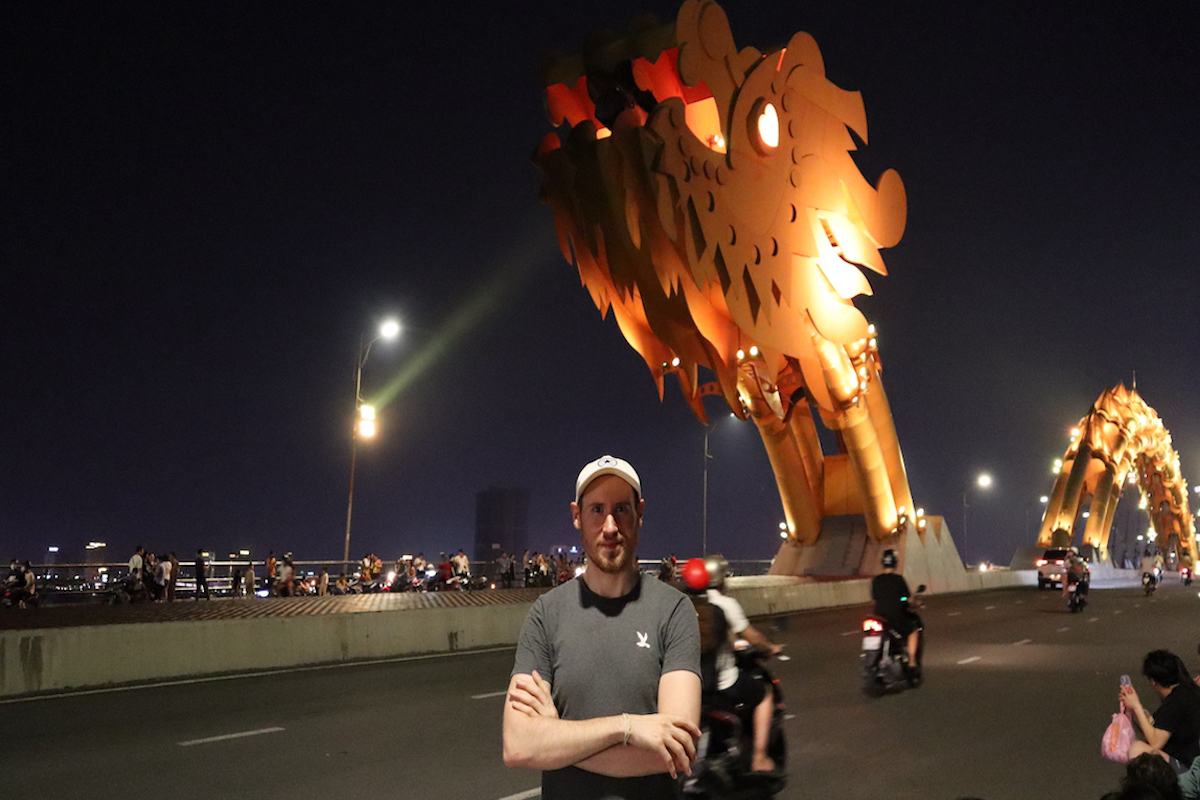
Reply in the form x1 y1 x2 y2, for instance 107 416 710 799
861 585 925 696
102 576 150 604
1066 578 1086 613
1142 569 1159 596
3 584 38 609
681 645 787 799
1182 567 1193 586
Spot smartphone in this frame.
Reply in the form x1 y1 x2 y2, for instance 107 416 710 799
1121 674 1132 687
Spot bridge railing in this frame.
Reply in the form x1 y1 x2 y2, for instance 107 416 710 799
17 556 776 601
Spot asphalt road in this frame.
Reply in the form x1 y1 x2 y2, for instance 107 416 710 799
8 574 1198 799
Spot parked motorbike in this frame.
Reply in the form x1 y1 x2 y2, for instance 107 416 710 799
861 585 925 696
3 585 38 609
103 576 149 605
681 645 787 799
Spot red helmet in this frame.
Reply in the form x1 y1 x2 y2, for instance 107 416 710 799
681 558 710 591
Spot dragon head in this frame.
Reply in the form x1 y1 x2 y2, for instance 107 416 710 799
537 0 906 415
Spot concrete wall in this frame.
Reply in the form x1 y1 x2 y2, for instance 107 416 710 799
0 602 530 698
724 566 1036 618
1 551 1037 698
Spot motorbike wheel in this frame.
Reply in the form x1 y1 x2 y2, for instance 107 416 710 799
862 664 886 697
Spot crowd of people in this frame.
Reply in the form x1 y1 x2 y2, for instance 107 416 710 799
494 549 584 589
108 545 592 601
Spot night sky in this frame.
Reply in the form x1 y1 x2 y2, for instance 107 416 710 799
4 1 1197 568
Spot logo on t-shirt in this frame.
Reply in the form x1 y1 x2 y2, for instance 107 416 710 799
636 631 651 649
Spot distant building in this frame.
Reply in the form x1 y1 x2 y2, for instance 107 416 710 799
84 541 108 584
475 486 528 564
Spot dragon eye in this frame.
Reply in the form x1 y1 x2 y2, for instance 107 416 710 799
750 100 779 154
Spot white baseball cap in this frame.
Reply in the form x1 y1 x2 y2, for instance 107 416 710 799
574 455 642 503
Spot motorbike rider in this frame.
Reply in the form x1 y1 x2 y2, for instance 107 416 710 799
1063 546 1090 599
6 559 31 607
21 562 36 606
691 555 781 773
870 549 922 677
1141 549 1164 587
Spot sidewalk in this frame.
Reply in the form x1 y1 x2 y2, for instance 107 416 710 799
0 588 548 631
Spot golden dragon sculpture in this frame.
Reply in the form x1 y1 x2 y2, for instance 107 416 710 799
536 1 922 572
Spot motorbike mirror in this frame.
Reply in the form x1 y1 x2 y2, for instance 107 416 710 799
916 584 927 594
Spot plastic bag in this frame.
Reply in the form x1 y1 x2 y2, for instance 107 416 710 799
1102 707 1134 763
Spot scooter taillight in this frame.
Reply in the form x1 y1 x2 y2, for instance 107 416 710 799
863 618 884 633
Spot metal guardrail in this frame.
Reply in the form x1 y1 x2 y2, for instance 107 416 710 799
17 556 775 603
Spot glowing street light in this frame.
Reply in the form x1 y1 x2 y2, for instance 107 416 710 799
356 404 377 438
962 472 993 566
344 318 401 570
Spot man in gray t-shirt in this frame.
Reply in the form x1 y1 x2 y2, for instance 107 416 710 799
503 456 702 800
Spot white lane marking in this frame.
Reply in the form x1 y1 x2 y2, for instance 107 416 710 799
496 790 541 800
1013 639 1032 646
1088 617 1099 623
1057 627 1069 632
957 656 982 665
784 713 796 720
472 690 507 700
1113 610 1123 615
840 630 861 637
947 612 962 617
1014 600 1024 605
178 727 284 747
984 605 996 610
0 645 518 705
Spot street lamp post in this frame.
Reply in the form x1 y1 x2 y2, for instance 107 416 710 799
700 412 739 558
1028 495 1049 537
702 422 711 558
343 319 399 573
961 473 992 566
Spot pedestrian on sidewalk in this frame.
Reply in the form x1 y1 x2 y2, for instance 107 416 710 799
194 549 209 600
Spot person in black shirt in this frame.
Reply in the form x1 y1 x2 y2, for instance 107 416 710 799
194 549 209 600
1121 649 1200 773
870 549 921 672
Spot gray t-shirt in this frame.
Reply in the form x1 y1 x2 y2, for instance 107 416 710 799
511 572 701 800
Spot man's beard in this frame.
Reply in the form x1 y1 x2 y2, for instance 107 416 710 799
590 542 633 574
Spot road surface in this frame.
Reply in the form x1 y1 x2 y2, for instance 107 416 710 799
9 575 1194 799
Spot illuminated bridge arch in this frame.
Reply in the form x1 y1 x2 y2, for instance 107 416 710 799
1037 384 1196 564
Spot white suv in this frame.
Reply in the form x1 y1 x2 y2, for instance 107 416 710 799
1036 548 1071 589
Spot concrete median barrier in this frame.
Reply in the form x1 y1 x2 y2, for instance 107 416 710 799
0 559 1038 697
0 602 531 698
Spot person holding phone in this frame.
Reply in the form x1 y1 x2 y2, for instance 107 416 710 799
1122 650 1200 772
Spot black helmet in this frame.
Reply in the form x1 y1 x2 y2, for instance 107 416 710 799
881 549 898 569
